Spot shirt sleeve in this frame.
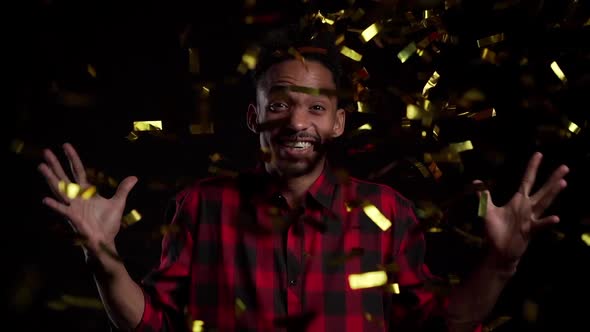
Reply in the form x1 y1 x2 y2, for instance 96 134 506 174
132 187 200 332
386 189 482 332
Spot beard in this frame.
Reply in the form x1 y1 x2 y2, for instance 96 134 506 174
262 130 330 179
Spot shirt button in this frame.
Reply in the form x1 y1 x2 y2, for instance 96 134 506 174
289 279 297 286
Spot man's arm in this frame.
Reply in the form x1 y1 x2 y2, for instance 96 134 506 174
89 245 145 332
445 253 517 332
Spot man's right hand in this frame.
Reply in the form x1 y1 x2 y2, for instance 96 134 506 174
38 142 138 273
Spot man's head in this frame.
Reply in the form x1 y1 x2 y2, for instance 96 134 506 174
247 24 346 179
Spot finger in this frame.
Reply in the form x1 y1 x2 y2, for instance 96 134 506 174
533 179 567 218
43 148 72 184
42 196 71 218
112 176 138 202
519 152 543 196
531 164 569 204
530 215 560 231
63 143 89 187
38 163 70 203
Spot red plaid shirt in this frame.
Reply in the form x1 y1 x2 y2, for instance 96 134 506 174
133 164 456 331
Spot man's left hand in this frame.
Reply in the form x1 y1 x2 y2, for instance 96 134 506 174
475 152 569 269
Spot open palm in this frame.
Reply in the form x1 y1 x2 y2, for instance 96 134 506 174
477 152 569 264
38 143 137 259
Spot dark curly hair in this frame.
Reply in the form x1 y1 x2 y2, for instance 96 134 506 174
251 23 344 91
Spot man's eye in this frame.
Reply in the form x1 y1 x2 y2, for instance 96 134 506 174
311 105 326 111
269 102 289 111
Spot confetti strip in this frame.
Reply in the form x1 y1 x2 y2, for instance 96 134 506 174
348 271 388 290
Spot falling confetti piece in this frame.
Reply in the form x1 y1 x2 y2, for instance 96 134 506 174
581 233 590 246
87 64 97 78
235 298 246 316
360 22 381 42
478 191 488 217
133 121 162 131
348 271 388 290
362 203 392 231
522 299 539 322
10 139 25 154
60 294 103 310
476 33 505 48
192 320 204 332
483 316 512 332
550 61 567 83
397 42 417 63
385 283 400 294
122 209 142 226
340 46 363 61
66 183 81 199
80 186 97 199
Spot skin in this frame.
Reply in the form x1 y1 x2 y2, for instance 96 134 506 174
38 57 569 331
247 59 345 207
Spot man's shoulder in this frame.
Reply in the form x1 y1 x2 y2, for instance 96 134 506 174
174 169 262 201
346 175 414 209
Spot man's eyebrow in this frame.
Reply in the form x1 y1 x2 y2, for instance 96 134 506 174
269 85 339 98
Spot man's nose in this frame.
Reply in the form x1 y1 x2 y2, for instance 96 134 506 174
287 107 310 131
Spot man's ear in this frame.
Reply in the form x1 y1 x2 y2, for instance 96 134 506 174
247 104 259 134
331 108 346 138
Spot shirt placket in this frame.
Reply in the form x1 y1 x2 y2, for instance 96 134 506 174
286 209 304 317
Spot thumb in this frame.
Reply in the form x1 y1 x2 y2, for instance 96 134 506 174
113 176 138 202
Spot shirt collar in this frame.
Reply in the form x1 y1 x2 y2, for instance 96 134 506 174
248 161 338 211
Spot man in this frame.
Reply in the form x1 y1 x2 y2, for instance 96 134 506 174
38 24 569 331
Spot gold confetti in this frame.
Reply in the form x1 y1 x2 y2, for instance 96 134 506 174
550 61 567 83
360 23 381 42
58 180 66 194
10 139 25 154
449 140 474 153
581 233 590 246
122 209 142 226
422 71 440 98
66 183 81 199
483 316 512 332
348 271 388 290
60 294 103 310
357 123 372 131
87 64 97 78
397 42 417 63
237 46 260 73
209 153 223 162
235 298 246 315
192 320 204 332
385 282 400 294
133 121 162 131
125 131 139 142
477 33 505 48
481 48 497 64
189 123 215 135
362 203 392 231
406 104 422 120
47 300 68 311
340 46 363 61
80 185 97 199
522 299 539 322
566 120 581 134
477 191 488 218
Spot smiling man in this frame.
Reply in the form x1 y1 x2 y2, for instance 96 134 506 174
38 23 569 332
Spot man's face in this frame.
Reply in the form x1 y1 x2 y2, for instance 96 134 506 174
249 59 345 178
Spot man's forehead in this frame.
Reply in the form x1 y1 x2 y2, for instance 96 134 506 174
268 85 339 98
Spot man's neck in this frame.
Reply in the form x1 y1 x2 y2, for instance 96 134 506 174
273 159 326 209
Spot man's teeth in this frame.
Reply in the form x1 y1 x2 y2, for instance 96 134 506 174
283 141 312 148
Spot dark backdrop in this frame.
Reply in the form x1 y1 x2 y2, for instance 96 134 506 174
6 0 590 331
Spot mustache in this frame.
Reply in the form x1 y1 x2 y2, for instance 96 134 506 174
277 132 321 142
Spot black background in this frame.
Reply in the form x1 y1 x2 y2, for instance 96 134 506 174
6 0 590 331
